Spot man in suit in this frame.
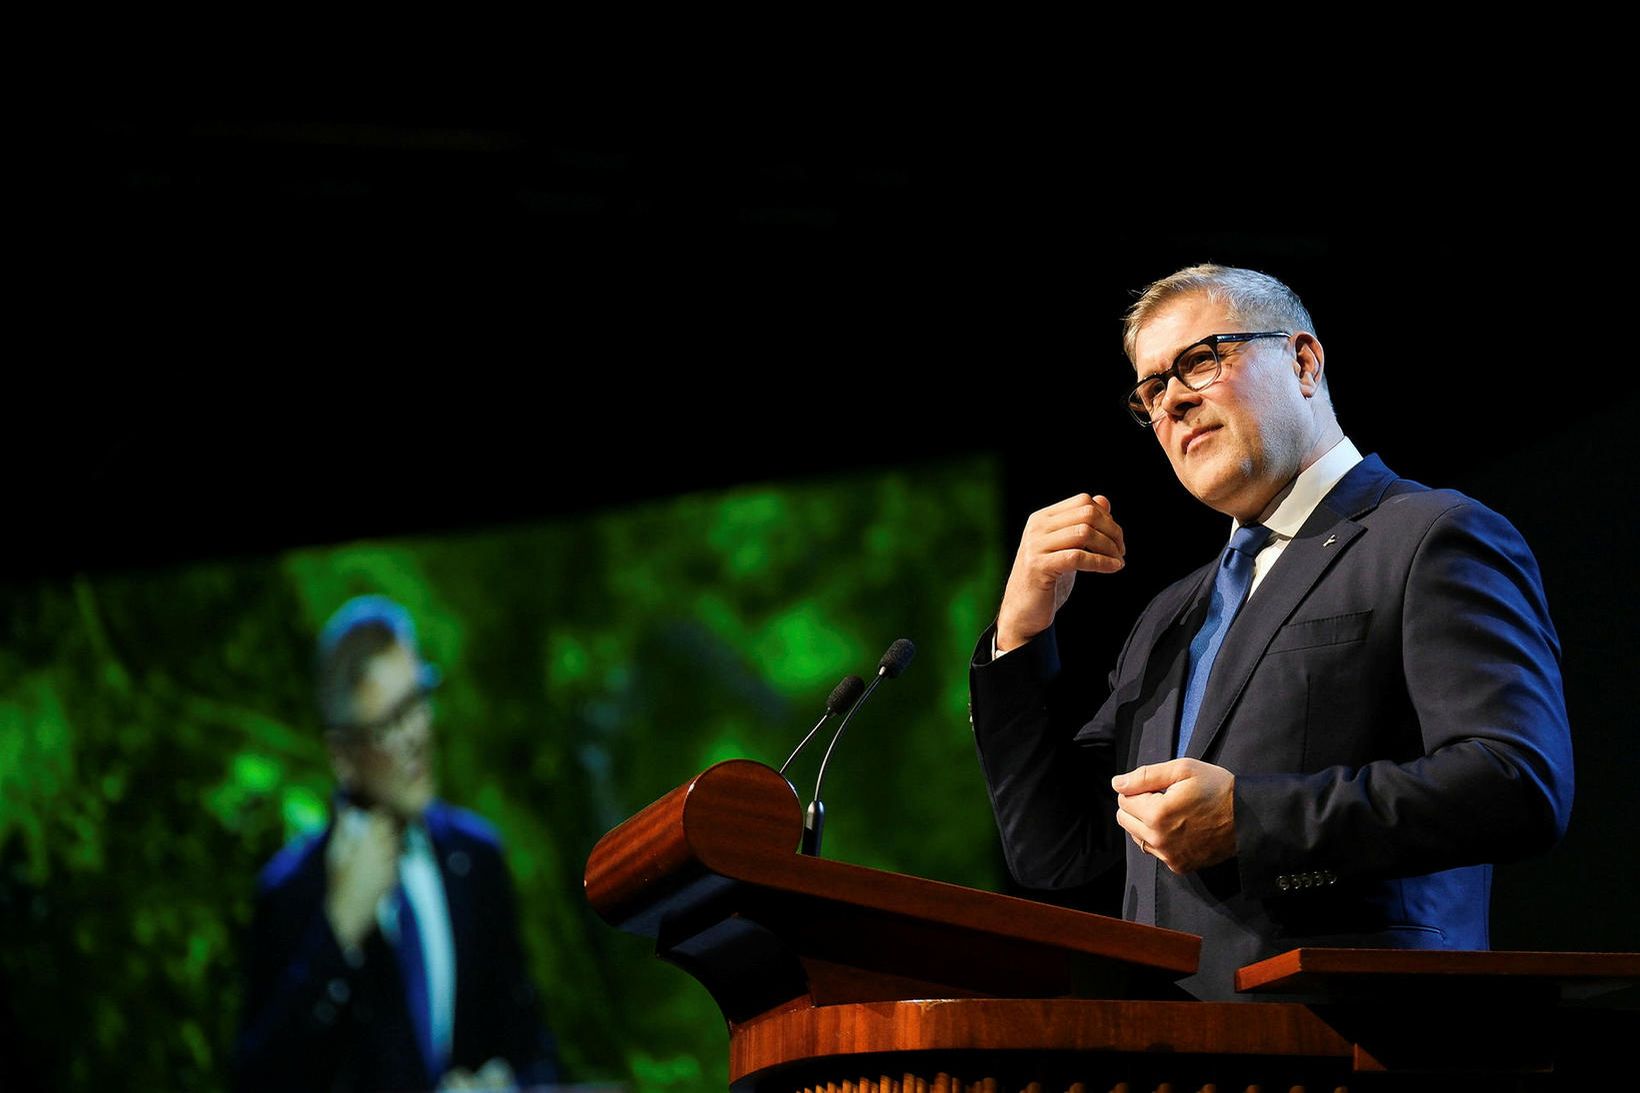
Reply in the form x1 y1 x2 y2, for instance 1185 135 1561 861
237 597 558 1090
971 265 1574 1001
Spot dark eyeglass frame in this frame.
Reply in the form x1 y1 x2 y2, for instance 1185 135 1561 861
333 685 436 749
1125 330 1290 427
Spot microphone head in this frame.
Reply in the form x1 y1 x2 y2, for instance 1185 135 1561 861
826 674 867 715
877 638 916 679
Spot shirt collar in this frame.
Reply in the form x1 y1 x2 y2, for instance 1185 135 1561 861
1235 436 1363 541
402 820 433 859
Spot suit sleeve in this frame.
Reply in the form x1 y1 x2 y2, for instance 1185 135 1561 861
1233 500 1575 898
234 873 363 1091
970 619 1127 890
468 840 561 1085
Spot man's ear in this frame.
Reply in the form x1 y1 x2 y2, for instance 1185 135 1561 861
1293 332 1325 396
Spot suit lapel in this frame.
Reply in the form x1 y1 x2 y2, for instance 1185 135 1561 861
426 804 474 1065
1136 614 1194 768
1183 455 1399 762
1074 563 1211 751
1130 566 1214 926
1182 521 1364 760
1141 564 1212 768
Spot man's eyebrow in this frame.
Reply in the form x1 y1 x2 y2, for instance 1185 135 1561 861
1136 352 1181 383
1140 336 1207 381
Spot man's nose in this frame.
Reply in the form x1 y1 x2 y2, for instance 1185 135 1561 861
395 707 433 752
1157 374 1201 420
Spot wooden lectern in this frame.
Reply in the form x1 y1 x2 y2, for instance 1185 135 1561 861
586 761 1638 1092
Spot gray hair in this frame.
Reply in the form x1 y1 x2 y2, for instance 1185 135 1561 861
315 596 430 732
1122 264 1317 365
316 620 403 731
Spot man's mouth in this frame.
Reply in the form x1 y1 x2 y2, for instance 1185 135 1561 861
1182 425 1219 455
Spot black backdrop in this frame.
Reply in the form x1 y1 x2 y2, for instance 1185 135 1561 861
40 115 1640 959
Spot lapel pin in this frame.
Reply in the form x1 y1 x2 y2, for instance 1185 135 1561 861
1323 534 1337 547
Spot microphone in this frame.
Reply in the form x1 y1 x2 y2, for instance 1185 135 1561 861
876 637 916 679
802 638 917 856
779 674 866 777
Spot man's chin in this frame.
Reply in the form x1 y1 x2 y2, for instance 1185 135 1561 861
393 783 437 821
1179 471 1234 513
1178 458 1260 518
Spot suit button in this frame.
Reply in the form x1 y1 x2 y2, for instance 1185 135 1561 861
447 851 472 877
327 978 350 1004
313 1000 337 1026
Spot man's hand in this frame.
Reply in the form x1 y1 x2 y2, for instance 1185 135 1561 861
324 808 403 949
438 1057 517 1091
1112 759 1237 875
996 493 1126 653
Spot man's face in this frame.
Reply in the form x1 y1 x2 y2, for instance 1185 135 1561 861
1131 293 1313 521
333 641 437 821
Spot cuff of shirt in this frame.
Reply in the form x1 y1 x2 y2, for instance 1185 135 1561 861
972 622 1061 686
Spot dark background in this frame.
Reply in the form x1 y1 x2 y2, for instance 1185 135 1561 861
8 109 1634 1085
55 110 1640 919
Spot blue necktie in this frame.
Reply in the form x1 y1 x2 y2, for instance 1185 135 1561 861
392 885 438 1082
1176 523 1273 758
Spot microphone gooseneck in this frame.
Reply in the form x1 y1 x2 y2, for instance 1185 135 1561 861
779 674 865 777
803 638 916 856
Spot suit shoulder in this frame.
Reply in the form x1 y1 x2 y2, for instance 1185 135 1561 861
256 828 328 895
426 800 505 851
1373 482 1548 602
1373 479 1520 539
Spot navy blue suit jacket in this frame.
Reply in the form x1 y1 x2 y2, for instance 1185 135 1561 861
236 800 558 1092
972 455 1574 1000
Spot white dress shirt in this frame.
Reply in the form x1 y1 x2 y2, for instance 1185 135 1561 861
992 436 1363 660
377 823 456 1067
1239 436 1363 599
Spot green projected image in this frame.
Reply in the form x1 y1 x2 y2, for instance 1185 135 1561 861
0 457 1004 1092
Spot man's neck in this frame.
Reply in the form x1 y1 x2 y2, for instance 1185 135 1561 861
1245 436 1363 534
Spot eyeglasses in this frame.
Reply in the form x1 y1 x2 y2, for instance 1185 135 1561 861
1125 331 1290 427
336 687 434 750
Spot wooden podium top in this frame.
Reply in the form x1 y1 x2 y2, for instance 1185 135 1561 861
587 762 1640 1087
1237 946 1640 996
585 760 1199 1017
